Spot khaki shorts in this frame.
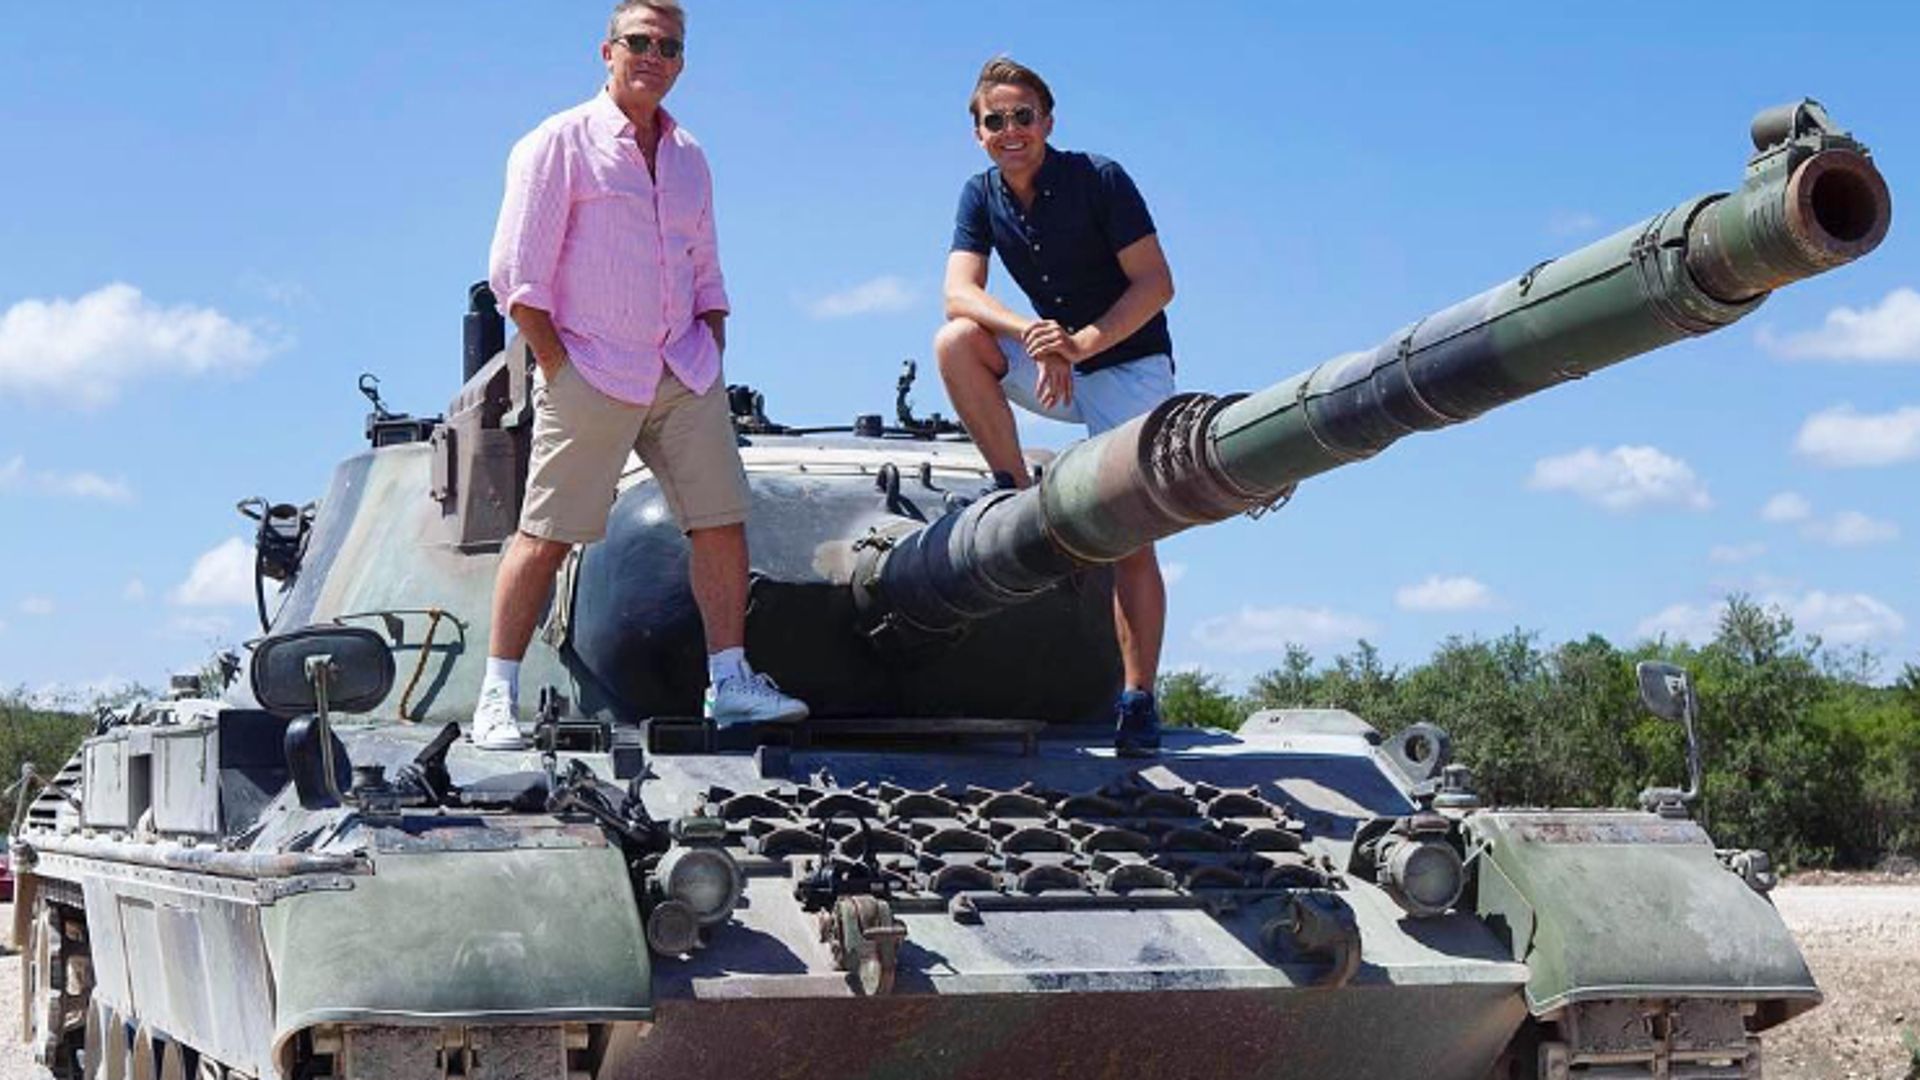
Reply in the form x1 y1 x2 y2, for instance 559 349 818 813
520 363 750 543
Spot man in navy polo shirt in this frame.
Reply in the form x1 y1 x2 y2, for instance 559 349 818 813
934 56 1178 757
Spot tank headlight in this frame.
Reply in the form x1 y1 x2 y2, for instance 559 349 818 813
646 899 702 956
656 844 744 926
1381 838 1464 918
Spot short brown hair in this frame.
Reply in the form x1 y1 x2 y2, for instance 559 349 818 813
969 56 1054 124
609 0 686 39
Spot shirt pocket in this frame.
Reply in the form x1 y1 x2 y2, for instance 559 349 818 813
576 143 656 234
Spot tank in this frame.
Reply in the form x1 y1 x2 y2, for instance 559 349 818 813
7 99 1891 1080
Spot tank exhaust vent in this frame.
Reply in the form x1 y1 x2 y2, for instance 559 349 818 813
464 281 505 383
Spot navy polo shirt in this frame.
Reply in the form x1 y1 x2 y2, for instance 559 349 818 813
951 148 1173 374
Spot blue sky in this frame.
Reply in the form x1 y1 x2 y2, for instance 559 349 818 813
2 4 1916 699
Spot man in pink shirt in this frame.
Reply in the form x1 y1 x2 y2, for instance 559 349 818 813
475 0 806 748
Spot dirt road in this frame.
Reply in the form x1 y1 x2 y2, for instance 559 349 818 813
0 882 1914 1078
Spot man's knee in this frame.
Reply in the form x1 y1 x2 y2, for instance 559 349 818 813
687 521 746 546
934 317 1003 378
509 530 573 573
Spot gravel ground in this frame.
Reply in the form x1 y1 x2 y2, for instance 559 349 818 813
1765 882 1920 1079
0 883 1913 1079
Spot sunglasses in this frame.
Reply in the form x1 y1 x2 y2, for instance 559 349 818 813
611 33 684 60
979 105 1041 133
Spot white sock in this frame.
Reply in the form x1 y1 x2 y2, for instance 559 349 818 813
485 657 521 699
707 647 748 685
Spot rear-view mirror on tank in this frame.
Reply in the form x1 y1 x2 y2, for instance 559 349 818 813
1636 661 1704 817
249 625 396 717
1635 661 1692 723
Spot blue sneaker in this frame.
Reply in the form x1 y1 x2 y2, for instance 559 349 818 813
1114 689 1162 758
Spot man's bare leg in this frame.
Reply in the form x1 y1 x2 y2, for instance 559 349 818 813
935 317 1029 486
690 521 808 724
687 522 748 652
1112 544 1166 693
473 530 573 747
489 531 574 661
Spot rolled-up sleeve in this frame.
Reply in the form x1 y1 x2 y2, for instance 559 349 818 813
1096 160 1156 253
950 175 991 254
689 152 729 315
488 127 571 317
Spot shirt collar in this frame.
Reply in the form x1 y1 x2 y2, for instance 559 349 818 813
587 89 678 144
996 144 1060 198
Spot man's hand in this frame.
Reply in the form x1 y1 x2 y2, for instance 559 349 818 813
700 310 728 356
1021 319 1090 366
1035 354 1075 410
507 303 571 381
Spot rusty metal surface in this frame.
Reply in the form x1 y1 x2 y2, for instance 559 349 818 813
466 1025 567 1080
341 1025 444 1080
1503 813 1712 846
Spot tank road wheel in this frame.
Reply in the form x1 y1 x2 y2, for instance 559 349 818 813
24 896 87 1076
84 1002 104 1080
131 1025 158 1080
158 1038 190 1080
102 1006 130 1080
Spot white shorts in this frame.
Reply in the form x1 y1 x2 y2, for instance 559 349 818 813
997 336 1176 435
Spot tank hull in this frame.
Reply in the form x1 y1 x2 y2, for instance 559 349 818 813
613 986 1528 1080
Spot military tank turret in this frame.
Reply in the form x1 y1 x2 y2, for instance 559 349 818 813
9 99 1890 1079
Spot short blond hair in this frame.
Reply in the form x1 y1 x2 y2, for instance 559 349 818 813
969 56 1054 124
608 0 685 38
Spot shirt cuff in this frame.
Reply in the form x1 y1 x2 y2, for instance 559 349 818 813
694 286 730 316
498 281 554 317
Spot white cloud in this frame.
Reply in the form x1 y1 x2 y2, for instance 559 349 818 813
1708 542 1766 564
1760 491 1813 523
1395 575 1495 612
804 276 917 320
1758 287 1920 362
1793 405 1920 468
1547 210 1602 237
25 676 139 710
1527 445 1712 512
169 537 255 607
1788 590 1906 645
123 578 148 602
1636 602 1722 644
0 283 275 408
1192 605 1376 652
1161 561 1188 587
0 454 133 502
19 596 54 616
236 271 311 308
1635 590 1906 647
164 613 239 639
1802 510 1899 548
1758 492 1900 547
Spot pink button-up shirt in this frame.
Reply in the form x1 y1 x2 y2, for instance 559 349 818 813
488 92 729 406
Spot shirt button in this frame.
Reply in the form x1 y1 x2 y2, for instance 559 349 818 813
1054 296 1065 304
1040 275 1050 283
1043 189 1052 198
1033 243 1042 252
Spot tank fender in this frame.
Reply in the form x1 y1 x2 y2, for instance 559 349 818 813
262 845 652 1062
1465 811 1819 1028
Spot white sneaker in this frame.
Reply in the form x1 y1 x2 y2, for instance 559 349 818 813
710 672 809 728
471 681 527 750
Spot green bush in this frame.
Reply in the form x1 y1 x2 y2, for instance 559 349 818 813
1180 595 1920 871
0 690 102 834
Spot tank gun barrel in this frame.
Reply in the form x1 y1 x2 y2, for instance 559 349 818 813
854 100 1891 644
